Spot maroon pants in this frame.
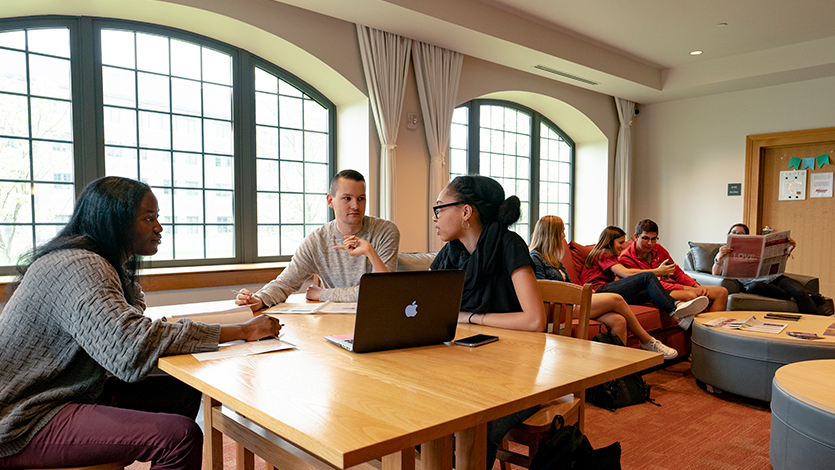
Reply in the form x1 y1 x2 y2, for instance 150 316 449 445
0 376 203 470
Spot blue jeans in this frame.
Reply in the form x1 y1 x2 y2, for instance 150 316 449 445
597 271 677 314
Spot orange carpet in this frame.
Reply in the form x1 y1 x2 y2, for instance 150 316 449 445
583 361 772 470
127 361 772 470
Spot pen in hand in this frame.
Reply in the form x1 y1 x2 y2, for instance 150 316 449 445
231 289 261 301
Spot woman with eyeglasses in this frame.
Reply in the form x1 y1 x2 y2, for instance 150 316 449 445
429 175 544 468
530 216 678 359
579 226 709 330
0 176 280 469
713 223 825 314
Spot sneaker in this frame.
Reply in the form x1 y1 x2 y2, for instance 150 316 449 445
673 296 709 322
677 315 694 331
640 338 678 360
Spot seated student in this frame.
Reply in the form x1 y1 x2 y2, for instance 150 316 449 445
0 176 280 469
619 219 728 317
580 226 709 330
530 216 677 359
236 169 400 309
714 223 825 314
429 175 544 469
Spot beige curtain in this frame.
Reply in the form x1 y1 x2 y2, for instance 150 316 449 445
614 97 636 230
411 41 463 252
356 25 412 222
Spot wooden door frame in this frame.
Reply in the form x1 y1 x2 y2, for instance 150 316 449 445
744 126 835 233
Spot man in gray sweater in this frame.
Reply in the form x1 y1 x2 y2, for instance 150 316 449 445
237 169 400 308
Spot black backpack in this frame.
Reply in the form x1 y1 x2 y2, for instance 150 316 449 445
585 327 658 411
529 415 622 470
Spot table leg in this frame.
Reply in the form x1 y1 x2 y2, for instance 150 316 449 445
204 395 223 470
382 449 416 470
422 434 454 470
455 424 486 470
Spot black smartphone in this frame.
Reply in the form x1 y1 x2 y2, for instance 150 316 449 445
454 334 499 347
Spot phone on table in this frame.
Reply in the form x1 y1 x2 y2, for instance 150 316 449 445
454 334 499 347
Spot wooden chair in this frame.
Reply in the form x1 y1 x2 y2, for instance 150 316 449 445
496 280 593 470
15 463 127 470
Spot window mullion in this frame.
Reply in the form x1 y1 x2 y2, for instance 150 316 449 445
236 52 256 263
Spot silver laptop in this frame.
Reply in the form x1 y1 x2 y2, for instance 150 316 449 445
325 270 465 353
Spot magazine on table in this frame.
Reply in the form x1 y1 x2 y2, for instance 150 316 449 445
722 230 792 278
703 316 788 334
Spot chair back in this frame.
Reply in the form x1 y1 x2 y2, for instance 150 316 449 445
537 279 593 340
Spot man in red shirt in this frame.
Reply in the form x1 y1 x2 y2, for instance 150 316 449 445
620 220 728 323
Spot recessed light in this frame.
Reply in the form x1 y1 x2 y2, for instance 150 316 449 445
690 50 703 56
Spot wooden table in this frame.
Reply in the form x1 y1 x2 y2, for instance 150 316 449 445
691 311 835 400
770 359 835 469
158 312 662 470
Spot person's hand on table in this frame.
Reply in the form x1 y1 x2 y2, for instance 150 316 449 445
234 288 264 312
306 284 322 301
219 314 282 343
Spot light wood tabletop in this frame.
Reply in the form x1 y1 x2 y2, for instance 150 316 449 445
158 308 662 470
774 359 835 414
694 311 835 343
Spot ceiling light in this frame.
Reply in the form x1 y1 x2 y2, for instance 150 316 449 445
690 50 703 56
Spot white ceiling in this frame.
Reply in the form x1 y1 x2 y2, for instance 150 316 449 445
276 0 835 104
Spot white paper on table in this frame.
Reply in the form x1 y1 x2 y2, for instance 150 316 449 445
145 299 254 325
192 338 296 361
265 301 357 314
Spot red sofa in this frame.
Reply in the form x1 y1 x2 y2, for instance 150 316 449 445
560 240 691 357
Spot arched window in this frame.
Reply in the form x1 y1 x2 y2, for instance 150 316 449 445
449 100 574 241
0 17 334 273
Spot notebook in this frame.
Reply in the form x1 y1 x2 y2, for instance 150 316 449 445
325 270 465 353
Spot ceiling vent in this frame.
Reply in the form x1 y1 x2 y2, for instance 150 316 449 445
533 65 599 86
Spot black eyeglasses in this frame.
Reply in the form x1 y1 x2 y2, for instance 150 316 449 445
432 201 463 217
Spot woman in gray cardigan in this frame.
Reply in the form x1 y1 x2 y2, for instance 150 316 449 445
0 176 280 469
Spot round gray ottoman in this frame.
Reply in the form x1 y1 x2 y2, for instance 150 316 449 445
691 312 835 401
770 359 835 470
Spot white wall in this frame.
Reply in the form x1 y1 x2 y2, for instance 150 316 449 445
632 75 835 261
575 141 609 244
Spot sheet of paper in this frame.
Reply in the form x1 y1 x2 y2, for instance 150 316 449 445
266 303 325 314
265 301 357 314
738 316 788 334
316 302 357 314
703 316 787 334
145 299 254 325
192 338 296 361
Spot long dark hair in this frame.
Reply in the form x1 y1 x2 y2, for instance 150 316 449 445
12 176 152 305
585 226 626 268
446 175 520 227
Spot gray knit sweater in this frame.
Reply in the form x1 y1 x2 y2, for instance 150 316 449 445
0 249 221 457
256 216 400 306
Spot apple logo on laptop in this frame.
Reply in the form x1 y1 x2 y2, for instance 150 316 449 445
405 301 418 318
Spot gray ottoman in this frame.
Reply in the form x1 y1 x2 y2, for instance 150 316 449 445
770 359 835 470
691 312 835 401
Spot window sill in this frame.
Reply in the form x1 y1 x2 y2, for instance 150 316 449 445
1 262 288 295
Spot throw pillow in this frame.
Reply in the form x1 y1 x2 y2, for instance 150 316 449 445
687 242 723 273
568 241 593 274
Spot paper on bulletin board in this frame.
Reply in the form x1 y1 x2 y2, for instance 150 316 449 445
810 172 833 198
779 170 806 200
